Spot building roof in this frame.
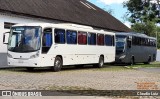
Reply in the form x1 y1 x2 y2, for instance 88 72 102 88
0 0 131 32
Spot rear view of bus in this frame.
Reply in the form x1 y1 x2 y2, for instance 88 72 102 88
115 32 157 65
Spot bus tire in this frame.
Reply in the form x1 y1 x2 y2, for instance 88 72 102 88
26 67 34 71
93 56 104 68
144 56 151 64
52 56 62 72
130 57 135 66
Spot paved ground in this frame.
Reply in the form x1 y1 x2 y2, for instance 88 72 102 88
0 66 159 99
0 66 159 90
137 68 160 73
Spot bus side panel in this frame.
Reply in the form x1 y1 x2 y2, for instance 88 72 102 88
47 44 115 65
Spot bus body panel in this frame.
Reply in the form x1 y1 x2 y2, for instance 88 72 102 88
48 44 115 65
7 23 116 68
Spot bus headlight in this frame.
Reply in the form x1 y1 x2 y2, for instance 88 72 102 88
119 55 126 59
7 53 13 58
30 52 39 59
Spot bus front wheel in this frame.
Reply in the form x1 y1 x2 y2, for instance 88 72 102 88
52 56 63 72
130 57 135 66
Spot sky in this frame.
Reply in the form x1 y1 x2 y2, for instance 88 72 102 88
88 0 131 28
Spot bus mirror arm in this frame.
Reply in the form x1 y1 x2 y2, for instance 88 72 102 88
3 32 10 45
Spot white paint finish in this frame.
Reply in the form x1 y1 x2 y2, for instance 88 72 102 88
7 23 116 67
50 44 115 65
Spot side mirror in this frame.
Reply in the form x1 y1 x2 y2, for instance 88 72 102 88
3 32 10 44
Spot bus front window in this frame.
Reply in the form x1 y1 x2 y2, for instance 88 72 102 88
8 26 41 52
116 35 126 55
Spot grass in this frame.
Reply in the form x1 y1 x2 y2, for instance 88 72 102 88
125 62 160 69
93 62 160 71
93 65 132 71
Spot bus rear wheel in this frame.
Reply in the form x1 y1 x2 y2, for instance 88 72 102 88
144 56 151 64
52 56 62 72
93 56 104 68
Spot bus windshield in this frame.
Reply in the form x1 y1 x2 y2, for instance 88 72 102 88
116 35 126 55
8 26 41 52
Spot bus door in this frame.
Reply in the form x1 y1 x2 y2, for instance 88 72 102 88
126 36 132 62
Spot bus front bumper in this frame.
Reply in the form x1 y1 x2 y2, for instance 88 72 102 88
8 58 41 67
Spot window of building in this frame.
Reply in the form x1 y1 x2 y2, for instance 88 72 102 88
4 22 16 29
88 33 96 45
105 35 114 46
78 31 87 45
97 34 104 45
55 29 65 44
66 30 77 44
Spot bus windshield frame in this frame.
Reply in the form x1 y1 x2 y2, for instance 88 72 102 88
116 35 127 55
8 26 42 53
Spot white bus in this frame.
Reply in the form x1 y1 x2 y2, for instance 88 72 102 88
3 23 115 72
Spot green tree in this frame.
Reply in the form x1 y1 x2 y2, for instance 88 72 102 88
123 0 160 48
123 0 160 37
131 21 157 36
123 0 160 24
157 26 160 48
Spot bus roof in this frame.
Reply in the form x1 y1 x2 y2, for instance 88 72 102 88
116 32 156 40
12 23 115 35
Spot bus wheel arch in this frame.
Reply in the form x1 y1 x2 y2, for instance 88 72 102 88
144 56 151 64
99 55 104 68
92 55 104 68
56 55 63 64
130 56 135 65
52 55 63 72
94 55 104 68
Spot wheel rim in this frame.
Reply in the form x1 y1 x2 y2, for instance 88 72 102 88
131 59 134 65
100 58 104 67
55 60 61 68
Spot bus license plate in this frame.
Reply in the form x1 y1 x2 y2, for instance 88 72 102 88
18 60 24 63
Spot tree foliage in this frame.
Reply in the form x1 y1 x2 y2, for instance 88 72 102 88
131 21 157 36
123 0 160 24
123 0 160 48
157 26 160 48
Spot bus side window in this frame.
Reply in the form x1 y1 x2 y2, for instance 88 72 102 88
105 35 113 46
112 36 115 46
88 33 96 45
55 29 65 44
66 30 77 44
97 34 104 46
78 31 87 45
42 28 52 53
